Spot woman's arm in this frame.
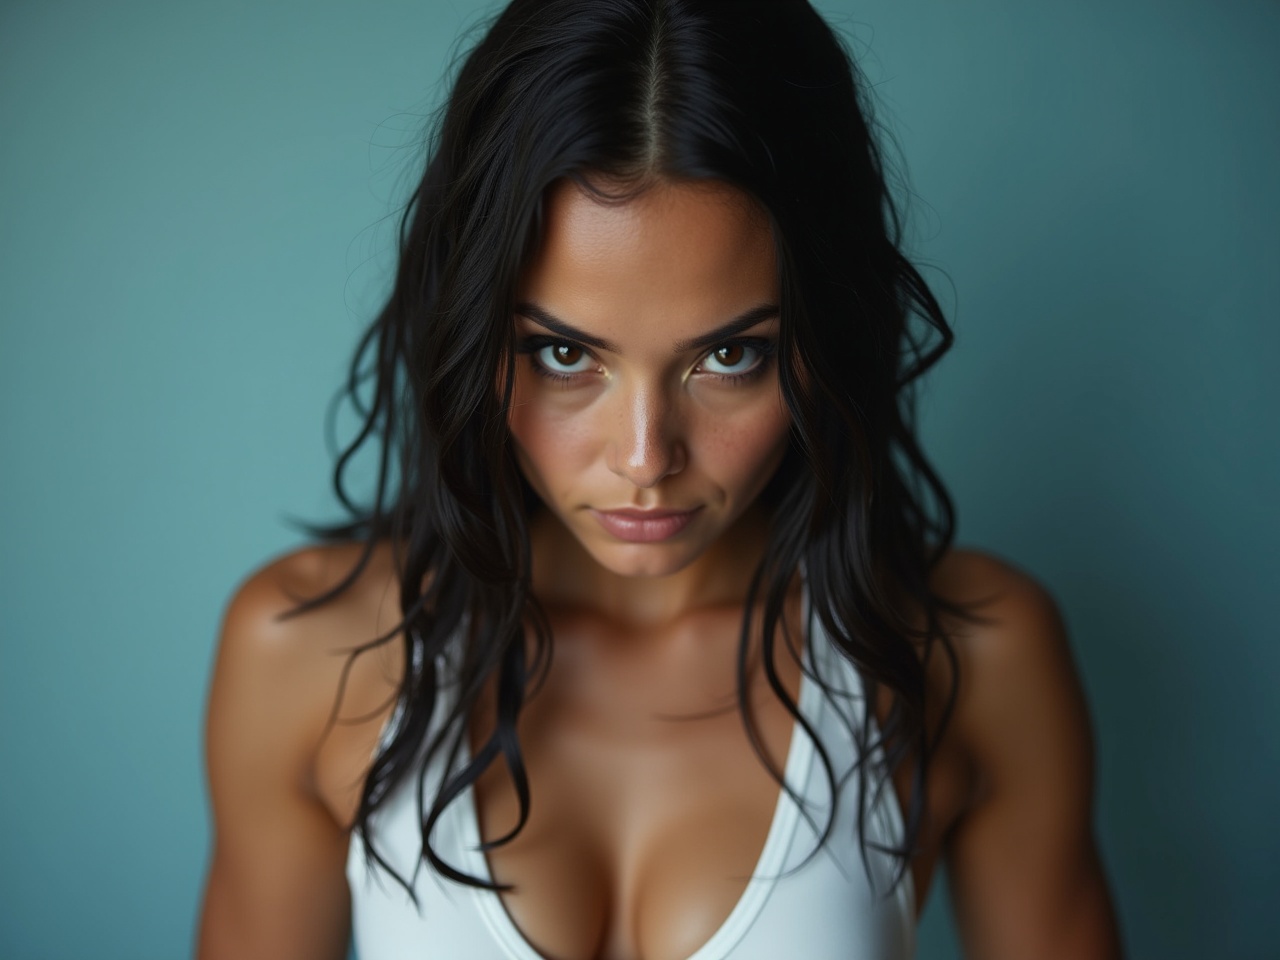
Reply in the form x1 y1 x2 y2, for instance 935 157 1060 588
944 557 1124 959
197 560 354 960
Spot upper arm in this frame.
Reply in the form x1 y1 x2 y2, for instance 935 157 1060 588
943 556 1123 960
197 558 354 960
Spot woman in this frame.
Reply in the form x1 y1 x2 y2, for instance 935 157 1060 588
198 1 1122 958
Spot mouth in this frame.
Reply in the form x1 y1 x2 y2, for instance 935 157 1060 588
588 506 703 543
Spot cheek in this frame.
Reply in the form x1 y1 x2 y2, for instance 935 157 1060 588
696 395 792 482
507 377 599 488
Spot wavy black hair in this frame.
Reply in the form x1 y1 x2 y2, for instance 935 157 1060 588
291 0 981 901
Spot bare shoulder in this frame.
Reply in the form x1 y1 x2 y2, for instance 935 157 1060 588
221 538 403 660
928 547 1089 767
198 540 404 960
931 545 1065 631
209 539 404 793
928 547 1123 959
931 546 1077 675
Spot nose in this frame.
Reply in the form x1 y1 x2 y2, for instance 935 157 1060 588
607 383 686 488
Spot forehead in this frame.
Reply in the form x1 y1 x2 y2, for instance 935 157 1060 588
516 178 778 347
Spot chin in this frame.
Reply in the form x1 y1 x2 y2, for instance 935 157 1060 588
589 541 703 579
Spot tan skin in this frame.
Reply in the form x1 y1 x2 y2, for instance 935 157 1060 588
198 178 1122 959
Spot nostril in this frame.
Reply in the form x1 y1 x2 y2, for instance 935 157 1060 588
607 389 685 486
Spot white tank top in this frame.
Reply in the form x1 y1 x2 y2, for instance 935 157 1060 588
347 592 917 959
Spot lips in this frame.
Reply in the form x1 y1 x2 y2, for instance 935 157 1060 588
589 506 702 543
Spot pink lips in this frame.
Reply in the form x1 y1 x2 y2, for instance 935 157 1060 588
589 506 702 543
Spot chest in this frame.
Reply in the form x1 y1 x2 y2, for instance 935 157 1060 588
465 653 803 960
337 606 968 960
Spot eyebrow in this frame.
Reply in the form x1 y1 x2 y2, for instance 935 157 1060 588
513 301 780 354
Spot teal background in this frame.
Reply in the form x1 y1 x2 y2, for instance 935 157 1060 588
2 0 1277 957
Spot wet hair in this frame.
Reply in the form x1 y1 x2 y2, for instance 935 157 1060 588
294 0 982 900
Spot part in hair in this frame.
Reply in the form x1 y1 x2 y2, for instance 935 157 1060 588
290 0 985 902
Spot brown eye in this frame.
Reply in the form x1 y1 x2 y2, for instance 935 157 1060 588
551 344 583 366
713 344 745 366
701 341 764 377
532 341 594 375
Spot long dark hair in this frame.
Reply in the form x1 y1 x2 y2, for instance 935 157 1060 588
292 0 979 900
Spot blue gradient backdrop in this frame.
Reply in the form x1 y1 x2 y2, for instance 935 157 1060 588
2 1 1277 957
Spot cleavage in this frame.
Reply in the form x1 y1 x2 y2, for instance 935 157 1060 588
464 627 807 960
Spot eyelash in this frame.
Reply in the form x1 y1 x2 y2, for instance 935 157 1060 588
514 335 777 385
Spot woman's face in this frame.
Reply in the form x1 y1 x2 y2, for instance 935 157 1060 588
508 176 791 581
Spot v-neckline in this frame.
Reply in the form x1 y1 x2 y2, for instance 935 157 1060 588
452 592 822 960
